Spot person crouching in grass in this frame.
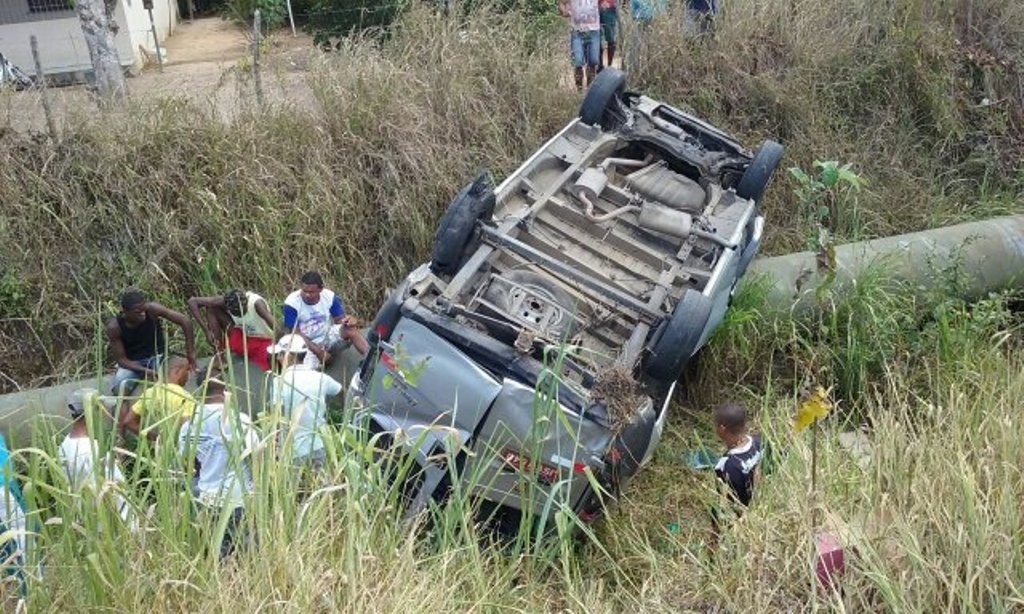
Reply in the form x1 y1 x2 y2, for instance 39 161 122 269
268 334 343 473
188 288 277 371
59 388 136 528
178 373 261 558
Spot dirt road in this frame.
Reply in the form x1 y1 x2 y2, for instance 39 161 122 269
0 17 319 132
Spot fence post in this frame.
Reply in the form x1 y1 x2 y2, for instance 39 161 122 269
252 10 265 106
145 0 165 72
29 35 58 141
285 0 296 36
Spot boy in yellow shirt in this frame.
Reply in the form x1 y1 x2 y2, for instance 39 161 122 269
118 355 196 441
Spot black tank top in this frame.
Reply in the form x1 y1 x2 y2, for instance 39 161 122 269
117 313 166 360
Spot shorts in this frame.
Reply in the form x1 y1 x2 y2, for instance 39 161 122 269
226 327 272 371
599 8 618 44
570 29 601 68
110 354 163 396
303 325 347 370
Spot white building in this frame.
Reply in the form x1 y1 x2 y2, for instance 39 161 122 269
0 0 178 78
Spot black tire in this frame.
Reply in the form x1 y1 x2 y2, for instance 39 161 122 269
735 140 784 203
579 67 627 129
430 170 496 276
644 289 713 383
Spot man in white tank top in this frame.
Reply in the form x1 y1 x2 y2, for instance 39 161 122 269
188 289 277 371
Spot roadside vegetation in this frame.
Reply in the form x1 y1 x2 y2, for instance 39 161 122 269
0 0 1022 609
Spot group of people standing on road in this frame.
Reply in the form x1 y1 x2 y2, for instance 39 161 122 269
0 270 371 576
559 0 717 90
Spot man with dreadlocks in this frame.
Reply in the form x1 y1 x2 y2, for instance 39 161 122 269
188 289 277 371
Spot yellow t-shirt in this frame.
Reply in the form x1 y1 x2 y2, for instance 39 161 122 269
131 383 196 431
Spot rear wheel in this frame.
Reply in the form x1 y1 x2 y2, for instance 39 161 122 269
735 140 784 203
644 289 713 383
579 68 627 129
430 170 496 276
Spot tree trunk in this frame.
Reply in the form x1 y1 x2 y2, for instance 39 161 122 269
75 0 126 102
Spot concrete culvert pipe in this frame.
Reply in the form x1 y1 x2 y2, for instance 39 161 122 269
745 215 1024 315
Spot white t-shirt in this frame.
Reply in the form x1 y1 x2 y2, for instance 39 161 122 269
230 291 274 338
282 288 345 346
271 365 342 459
177 403 259 509
567 0 599 30
58 435 133 523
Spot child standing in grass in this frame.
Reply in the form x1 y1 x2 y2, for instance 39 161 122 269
712 402 762 508
559 0 601 90
178 375 260 558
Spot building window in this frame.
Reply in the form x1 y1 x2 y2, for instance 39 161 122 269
27 0 74 13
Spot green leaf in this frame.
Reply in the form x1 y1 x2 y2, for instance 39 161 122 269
817 161 840 187
837 164 865 190
788 166 812 186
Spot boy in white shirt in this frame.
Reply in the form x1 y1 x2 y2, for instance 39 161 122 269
178 376 260 558
58 388 135 526
268 334 343 470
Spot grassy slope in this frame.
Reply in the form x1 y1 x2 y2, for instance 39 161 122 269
0 0 1023 609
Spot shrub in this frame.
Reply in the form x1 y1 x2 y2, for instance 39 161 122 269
222 0 288 29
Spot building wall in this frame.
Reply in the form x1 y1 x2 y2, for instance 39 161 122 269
121 0 177 60
0 0 177 76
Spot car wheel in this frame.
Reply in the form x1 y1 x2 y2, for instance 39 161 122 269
430 170 496 276
735 140 784 204
644 289 714 383
579 67 627 129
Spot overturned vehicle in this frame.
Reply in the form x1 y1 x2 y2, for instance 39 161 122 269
349 69 783 532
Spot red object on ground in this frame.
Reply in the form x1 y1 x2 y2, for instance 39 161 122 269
815 531 845 590
226 327 272 371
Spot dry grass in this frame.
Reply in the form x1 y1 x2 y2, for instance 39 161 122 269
1 0 1024 611
592 365 645 429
